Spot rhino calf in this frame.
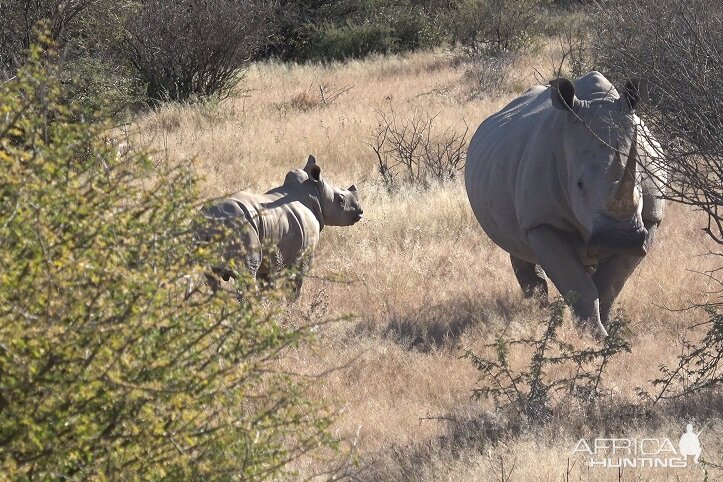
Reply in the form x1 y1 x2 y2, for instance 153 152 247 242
465 72 666 338
199 155 363 297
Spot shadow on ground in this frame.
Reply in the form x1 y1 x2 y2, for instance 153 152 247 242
352 392 723 482
354 291 531 352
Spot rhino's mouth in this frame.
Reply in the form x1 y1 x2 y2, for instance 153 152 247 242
586 217 648 258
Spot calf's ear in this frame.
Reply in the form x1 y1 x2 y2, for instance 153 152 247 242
304 154 322 181
349 184 357 192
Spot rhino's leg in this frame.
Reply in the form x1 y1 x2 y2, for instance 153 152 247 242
229 226 262 302
255 247 280 291
206 266 241 295
527 226 608 338
643 223 660 253
202 200 263 299
256 270 272 289
510 254 549 303
594 222 659 326
240 230 262 280
292 255 313 300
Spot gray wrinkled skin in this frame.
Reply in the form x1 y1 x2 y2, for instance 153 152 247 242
465 71 665 338
200 155 363 297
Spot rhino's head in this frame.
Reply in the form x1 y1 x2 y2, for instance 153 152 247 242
297 155 364 227
550 77 648 258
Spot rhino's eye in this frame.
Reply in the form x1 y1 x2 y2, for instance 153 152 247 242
577 180 584 190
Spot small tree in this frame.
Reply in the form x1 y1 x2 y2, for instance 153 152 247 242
0 41 337 480
592 0 723 393
450 0 543 57
0 0 100 77
593 0 723 247
124 0 275 103
370 109 468 189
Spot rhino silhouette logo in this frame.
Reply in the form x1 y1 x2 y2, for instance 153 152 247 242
678 423 702 464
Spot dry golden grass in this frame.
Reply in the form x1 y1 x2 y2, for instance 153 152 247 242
131 45 722 480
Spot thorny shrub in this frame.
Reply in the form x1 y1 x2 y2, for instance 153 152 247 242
370 109 468 189
592 0 723 397
0 40 338 480
464 298 631 424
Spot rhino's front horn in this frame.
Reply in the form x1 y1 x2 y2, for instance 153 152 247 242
608 133 639 216
306 154 317 165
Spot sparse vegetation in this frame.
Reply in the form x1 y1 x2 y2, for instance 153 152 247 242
371 108 469 189
465 298 631 424
463 54 515 99
124 0 274 103
551 14 593 79
653 308 723 401
277 83 353 112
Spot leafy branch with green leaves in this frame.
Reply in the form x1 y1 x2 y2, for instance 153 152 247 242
0 38 339 481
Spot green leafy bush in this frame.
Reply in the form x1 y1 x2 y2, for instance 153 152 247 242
304 22 399 61
450 0 544 56
274 0 446 62
0 42 336 480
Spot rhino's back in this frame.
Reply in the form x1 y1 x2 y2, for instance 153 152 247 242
465 85 555 261
199 198 261 276
228 190 320 271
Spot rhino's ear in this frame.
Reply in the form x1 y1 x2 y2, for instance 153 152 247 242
550 78 579 113
304 156 322 182
621 77 648 111
348 184 357 192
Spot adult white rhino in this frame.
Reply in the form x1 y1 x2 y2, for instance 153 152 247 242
465 72 665 337
200 155 363 296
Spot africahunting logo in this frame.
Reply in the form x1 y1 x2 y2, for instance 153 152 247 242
573 423 704 468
